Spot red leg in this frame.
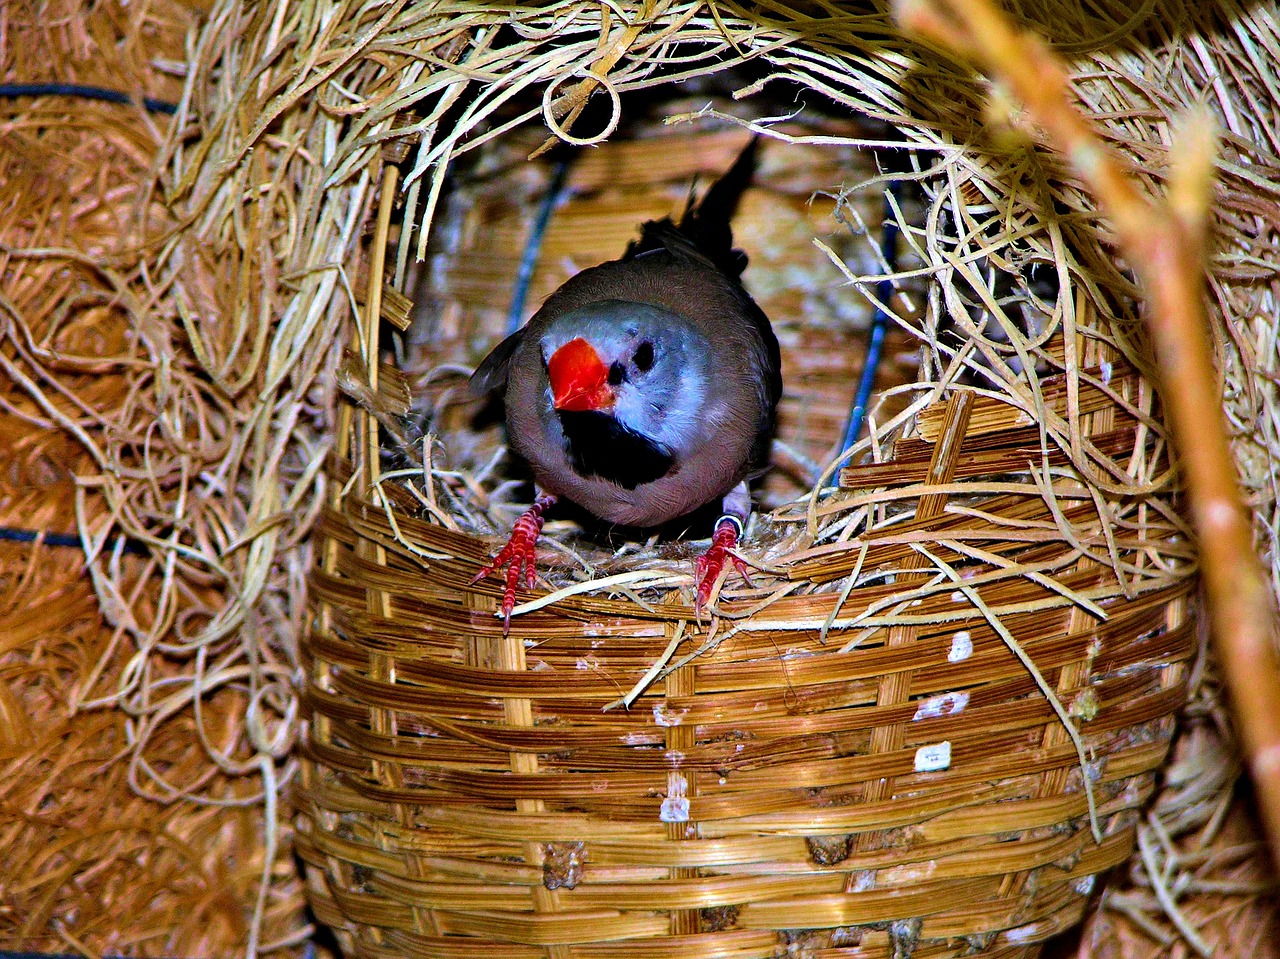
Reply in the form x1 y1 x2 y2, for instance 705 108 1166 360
472 494 556 633
694 515 754 614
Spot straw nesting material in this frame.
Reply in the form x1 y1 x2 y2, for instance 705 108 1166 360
0 0 312 952
1083 675 1280 959
295 24 1200 958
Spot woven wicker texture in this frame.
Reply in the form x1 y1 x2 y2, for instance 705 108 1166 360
301 349 1194 956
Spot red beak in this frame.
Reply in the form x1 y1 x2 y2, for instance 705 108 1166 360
548 337 614 412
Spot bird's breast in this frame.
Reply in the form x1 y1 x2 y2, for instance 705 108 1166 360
555 410 674 491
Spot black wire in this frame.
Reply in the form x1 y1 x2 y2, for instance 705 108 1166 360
0 524 149 556
0 82 178 116
840 181 903 455
506 152 575 334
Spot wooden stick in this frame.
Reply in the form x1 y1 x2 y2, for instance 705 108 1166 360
364 162 399 501
894 0 1280 869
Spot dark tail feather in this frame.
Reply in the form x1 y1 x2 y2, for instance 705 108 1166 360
678 134 759 278
624 135 760 277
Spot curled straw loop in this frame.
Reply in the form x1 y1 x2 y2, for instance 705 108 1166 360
541 67 623 147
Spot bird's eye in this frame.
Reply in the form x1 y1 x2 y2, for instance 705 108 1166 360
633 341 655 372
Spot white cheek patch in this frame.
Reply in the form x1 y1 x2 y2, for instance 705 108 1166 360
643 355 707 451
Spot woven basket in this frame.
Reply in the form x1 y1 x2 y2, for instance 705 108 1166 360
299 399 1193 959
296 93 1198 957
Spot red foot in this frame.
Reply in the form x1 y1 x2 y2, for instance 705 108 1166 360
472 495 555 633
694 517 753 614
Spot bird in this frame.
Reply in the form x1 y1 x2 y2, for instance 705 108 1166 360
469 136 782 631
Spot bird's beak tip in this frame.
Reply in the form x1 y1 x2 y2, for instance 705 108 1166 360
553 382 616 412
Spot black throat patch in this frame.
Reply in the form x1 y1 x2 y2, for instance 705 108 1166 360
557 410 675 490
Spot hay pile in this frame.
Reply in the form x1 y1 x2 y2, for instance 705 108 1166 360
0 0 310 952
2 0 1278 955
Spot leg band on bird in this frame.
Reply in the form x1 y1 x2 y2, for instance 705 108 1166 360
694 512 754 613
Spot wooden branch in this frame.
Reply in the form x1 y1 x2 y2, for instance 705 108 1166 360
894 0 1280 868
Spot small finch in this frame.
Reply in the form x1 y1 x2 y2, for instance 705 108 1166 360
470 137 781 630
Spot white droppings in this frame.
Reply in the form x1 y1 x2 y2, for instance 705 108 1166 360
948 631 973 662
1100 359 1113 384
1005 923 1041 944
1075 875 1096 896
660 773 689 823
665 750 685 764
718 777 727 785
889 860 937 882
914 741 952 772
1069 688 1099 721
622 732 649 745
735 743 744 752
852 870 876 892
653 703 687 727
950 590 965 603
575 655 600 670
913 691 970 721
590 639 605 648
523 639 537 647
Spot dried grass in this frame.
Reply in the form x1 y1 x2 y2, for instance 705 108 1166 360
3 0 1278 956
0 0 311 952
1082 658 1280 959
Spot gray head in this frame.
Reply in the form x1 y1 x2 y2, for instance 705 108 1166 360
538 299 710 452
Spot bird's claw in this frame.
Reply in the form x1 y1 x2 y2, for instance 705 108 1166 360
694 517 753 614
472 495 554 633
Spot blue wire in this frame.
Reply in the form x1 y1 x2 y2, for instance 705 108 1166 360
506 154 574 334
0 82 178 115
840 183 902 455
0 524 148 555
